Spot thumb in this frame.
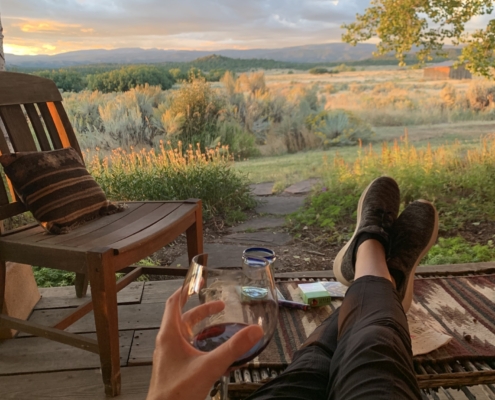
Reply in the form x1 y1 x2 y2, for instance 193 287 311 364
205 325 264 376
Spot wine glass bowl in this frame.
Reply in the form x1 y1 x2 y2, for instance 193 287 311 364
179 253 279 369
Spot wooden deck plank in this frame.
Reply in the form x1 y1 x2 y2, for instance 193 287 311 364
35 281 145 309
128 329 157 366
0 331 133 375
0 365 152 400
141 280 182 304
21 302 164 336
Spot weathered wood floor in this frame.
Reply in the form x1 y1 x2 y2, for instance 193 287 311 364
1 267 495 399
0 279 181 399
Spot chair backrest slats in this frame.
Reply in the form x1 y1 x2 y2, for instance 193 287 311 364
0 121 11 154
0 72 63 106
24 103 52 151
37 103 63 149
52 101 83 157
0 72 81 222
0 105 38 152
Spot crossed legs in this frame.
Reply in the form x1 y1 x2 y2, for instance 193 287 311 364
246 240 421 400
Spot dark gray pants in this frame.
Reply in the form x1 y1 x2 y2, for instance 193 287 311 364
246 276 422 400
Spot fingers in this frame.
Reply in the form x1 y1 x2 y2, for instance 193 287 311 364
161 288 182 330
182 300 225 327
204 324 264 377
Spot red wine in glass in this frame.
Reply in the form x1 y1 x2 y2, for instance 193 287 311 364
192 299 278 367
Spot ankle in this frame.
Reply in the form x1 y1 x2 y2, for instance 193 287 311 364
355 239 394 285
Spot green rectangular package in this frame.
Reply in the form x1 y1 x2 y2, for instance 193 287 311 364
298 282 332 307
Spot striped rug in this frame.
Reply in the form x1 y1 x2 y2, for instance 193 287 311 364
250 275 495 367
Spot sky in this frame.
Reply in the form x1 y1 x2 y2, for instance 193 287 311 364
0 0 372 55
0 0 492 56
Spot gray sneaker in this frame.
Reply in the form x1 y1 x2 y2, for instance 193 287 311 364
388 200 439 312
333 176 400 286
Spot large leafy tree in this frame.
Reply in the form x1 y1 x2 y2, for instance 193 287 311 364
342 1 495 78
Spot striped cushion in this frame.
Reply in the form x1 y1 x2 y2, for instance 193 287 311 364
0 147 122 234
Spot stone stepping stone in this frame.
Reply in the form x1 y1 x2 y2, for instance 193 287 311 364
250 182 274 196
170 243 247 268
255 196 306 215
223 231 292 246
284 179 321 195
231 216 285 232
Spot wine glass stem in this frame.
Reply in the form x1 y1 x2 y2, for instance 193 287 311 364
219 372 230 400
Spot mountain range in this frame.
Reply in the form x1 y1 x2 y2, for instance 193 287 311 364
6 43 379 68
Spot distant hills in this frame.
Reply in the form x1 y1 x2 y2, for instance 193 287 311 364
6 43 379 68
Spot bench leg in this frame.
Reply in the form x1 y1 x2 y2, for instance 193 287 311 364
87 250 121 397
75 273 89 298
186 200 204 264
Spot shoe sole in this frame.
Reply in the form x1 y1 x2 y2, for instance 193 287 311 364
402 199 439 312
333 178 377 286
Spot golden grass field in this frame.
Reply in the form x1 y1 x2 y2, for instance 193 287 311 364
234 67 495 187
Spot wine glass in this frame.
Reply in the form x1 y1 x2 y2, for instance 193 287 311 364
179 253 279 400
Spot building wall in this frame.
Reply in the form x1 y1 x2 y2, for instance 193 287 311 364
424 65 472 80
449 66 472 80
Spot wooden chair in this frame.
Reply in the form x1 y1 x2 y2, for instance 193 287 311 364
0 71 203 396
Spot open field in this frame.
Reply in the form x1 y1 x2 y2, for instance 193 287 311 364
236 120 495 187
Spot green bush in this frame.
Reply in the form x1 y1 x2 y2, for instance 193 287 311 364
309 67 329 75
87 66 174 93
214 120 260 159
34 69 86 92
307 110 375 147
422 237 495 265
87 143 256 222
33 267 75 288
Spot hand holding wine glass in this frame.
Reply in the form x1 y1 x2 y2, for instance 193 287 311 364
146 288 264 400
178 253 279 399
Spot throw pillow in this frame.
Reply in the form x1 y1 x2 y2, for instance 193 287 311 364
0 147 123 234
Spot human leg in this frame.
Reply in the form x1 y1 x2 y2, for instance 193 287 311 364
328 200 438 400
246 177 401 400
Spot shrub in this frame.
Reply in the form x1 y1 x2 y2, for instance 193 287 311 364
349 83 365 93
86 142 256 222
466 80 495 111
214 120 260 159
309 67 329 75
307 110 375 147
440 84 457 108
333 64 356 73
162 75 223 149
235 72 267 94
98 85 165 147
87 66 174 93
34 69 86 92
276 114 319 153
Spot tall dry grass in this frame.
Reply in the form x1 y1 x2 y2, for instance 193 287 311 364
292 132 495 236
85 141 255 221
